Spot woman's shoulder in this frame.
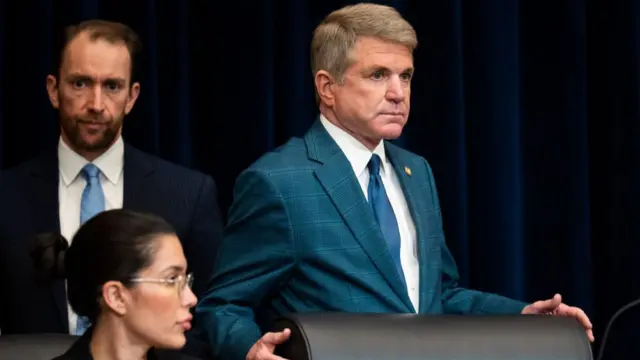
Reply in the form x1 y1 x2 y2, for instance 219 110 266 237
152 349 204 360
49 349 87 360
48 346 201 360
47 332 91 360
50 355 74 360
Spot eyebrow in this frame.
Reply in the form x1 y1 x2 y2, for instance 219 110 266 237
364 66 414 74
395 67 414 74
66 73 126 84
160 265 186 274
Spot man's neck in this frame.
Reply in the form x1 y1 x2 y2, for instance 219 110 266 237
59 135 119 162
319 106 382 151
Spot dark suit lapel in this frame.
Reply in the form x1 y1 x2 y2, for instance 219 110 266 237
386 143 438 313
27 153 68 331
122 144 155 209
306 121 413 312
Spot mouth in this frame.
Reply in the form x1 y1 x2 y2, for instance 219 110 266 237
78 121 108 129
381 112 405 117
177 316 193 331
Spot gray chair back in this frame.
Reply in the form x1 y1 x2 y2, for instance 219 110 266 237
0 333 78 360
273 313 593 360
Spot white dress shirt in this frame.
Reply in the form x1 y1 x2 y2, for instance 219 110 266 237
320 115 420 312
58 136 124 333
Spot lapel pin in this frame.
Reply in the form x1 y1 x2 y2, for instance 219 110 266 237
404 166 412 176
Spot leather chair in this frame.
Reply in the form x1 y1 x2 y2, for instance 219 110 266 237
0 333 77 360
273 313 593 360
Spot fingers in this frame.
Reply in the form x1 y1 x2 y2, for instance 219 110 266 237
570 307 593 329
563 307 594 342
549 304 594 343
525 295 594 344
546 293 562 308
532 294 563 312
260 328 291 346
560 306 592 328
248 330 292 360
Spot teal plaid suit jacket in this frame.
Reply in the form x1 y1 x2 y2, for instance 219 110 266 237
196 120 528 360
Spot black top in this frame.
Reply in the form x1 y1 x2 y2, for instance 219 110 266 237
51 327 201 360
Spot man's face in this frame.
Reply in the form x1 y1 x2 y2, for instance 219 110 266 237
46 32 140 157
320 36 414 149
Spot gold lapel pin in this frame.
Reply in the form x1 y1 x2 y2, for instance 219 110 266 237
404 166 412 176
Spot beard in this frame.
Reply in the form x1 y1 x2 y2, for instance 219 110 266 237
60 112 123 153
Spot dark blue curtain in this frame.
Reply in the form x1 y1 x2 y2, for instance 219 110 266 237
1 0 638 358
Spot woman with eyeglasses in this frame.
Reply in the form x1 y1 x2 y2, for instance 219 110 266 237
30 209 200 360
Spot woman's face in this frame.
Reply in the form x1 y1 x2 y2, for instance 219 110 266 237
123 234 197 349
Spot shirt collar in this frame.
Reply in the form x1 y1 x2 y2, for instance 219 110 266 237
58 136 124 186
319 114 388 177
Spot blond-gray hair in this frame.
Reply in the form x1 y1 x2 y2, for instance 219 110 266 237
310 3 418 84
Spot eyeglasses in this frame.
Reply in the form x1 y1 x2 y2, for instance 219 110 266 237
130 273 194 296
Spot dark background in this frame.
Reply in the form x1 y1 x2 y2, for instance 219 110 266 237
1 0 638 358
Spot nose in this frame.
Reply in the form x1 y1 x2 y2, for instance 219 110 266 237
87 87 105 113
181 286 198 308
386 75 406 103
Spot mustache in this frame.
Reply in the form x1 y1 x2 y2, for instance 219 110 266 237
76 117 109 124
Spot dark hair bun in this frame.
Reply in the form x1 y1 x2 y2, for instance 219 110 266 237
29 232 69 282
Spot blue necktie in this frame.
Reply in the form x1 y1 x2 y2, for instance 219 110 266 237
75 163 105 335
367 154 406 288
80 164 105 225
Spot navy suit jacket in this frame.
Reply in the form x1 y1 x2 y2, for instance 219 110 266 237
0 143 223 335
196 120 528 360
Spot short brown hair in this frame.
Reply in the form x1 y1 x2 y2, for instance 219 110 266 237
53 19 141 83
311 3 417 83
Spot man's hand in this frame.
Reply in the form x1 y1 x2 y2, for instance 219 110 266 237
246 328 291 360
521 293 594 342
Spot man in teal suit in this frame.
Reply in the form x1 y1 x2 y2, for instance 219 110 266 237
196 3 594 360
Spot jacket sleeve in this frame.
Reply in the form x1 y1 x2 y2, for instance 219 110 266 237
195 169 296 360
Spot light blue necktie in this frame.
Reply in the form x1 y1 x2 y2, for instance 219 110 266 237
75 163 105 335
367 154 407 288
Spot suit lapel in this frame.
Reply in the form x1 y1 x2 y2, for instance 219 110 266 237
122 144 155 209
386 143 438 313
27 153 68 331
306 121 414 312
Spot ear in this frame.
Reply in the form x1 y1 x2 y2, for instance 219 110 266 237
314 70 337 107
46 75 60 109
101 281 129 316
124 82 141 115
